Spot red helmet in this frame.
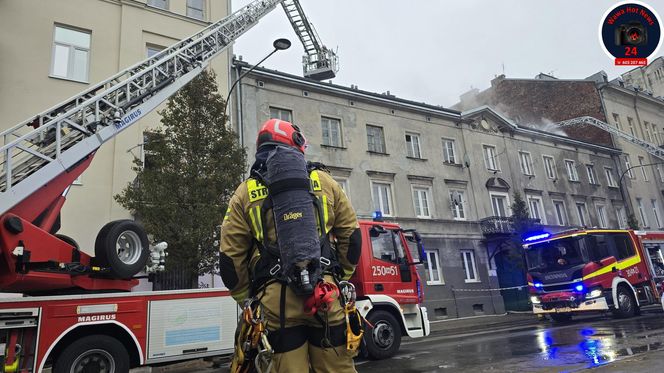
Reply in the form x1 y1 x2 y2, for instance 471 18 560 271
256 118 307 153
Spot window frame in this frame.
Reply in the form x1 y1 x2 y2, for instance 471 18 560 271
604 167 618 187
519 151 534 176
442 137 457 164
542 155 556 179
586 164 598 185
405 132 422 159
450 189 466 220
321 116 343 148
576 202 588 226
461 250 480 283
489 191 511 217
186 0 205 19
411 185 433 219
425 250 444 285
652 199 662 228
527 195 546 224
552 199 568 226
50 24 91 83
371 180 394 216
625 156 635 179
637 198 649 227
366 124 387 154
483 144 500 171
332 177 350 201
638 156 649 181
616 206 628 229
595 203 608 228
565 159 579 182
147 0 169 9
269 106 293 122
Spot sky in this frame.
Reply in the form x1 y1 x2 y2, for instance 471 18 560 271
231 1 664 107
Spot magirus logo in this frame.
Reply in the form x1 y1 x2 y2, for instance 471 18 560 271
544 272 568 281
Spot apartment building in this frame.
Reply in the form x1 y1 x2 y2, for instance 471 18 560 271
231 60 627 317
0 0 231 252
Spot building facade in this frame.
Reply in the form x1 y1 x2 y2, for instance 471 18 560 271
0 0 231 253
231 61 628 318
620 56 664 97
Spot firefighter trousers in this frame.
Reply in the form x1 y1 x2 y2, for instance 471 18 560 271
260 275 358 373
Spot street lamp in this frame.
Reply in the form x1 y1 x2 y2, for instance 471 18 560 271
222 38 291 122
618 161 664 220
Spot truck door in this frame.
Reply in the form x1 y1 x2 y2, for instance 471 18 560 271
366 225 418 304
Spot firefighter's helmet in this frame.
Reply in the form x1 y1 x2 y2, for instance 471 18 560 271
256 118 307 153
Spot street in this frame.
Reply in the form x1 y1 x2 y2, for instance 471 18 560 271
169 308 664 373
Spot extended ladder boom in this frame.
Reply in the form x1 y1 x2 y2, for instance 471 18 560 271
282 0 338 80
0 0 283 215
556 116 664 160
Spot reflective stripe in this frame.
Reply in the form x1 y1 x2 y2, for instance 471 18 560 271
224 207 230 221
322 195 330 233
255 205 263 241
310 170 322 191
342 268 355 280
247 179 268 203
249 206 262 241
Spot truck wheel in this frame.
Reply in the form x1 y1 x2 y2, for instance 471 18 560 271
613 286 637 318
95 220 149 279
549 313 572 323
53 334 129 373
364 310 401 360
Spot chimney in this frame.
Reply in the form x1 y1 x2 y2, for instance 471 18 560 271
491 74 505 87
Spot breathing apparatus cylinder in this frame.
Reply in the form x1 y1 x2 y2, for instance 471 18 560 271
265 145 322 296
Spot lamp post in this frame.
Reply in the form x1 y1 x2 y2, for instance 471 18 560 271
618 161 664 224
222 38 291 124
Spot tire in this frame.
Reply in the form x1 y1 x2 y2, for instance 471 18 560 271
53 334 129 373
95 220 149 279
549 313 572 323
612 285 637 319
364 310 401 360
56 234 79 250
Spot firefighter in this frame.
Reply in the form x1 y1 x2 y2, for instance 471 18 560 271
220 118 362 372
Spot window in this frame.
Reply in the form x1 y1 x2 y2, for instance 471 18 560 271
653 123 660 145
644 121 652 143
371 182 393 216
627 117 636 137
366 125 386 153
658 166 664 183
638 156 649 181
543 156 556 179
370 229 406 265
586 164 598 185
461 250 479 282
450 190 466 220
442 138 456 164
553 200 568 226
321 117 343 147
269 107 292 122
605 167 617 187
147 0 168 9
652 199 662 228
483 145 500 171
625 156 634 179
51 25 91 82
412 186 432 218
146 44 164 58
576 202 588 226
333 177 349 199
519 152 534 175
616 206 628 229
527 196 546 224
596 204 608 228
637 198 648 227
614 233 635 260
187 0 204 19
490 193 509 217
425 250 444 285
405 133 422 158
612 113 622 130
565 160 579 181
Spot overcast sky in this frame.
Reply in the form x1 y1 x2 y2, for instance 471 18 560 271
231 1 664 107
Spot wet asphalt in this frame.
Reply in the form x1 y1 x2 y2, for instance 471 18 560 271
355 308 664 373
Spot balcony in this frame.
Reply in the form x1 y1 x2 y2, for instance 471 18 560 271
479 216 541 235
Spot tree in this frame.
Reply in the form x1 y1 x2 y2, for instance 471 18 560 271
115 70 246 287
627 212 640 230
510 191 533 239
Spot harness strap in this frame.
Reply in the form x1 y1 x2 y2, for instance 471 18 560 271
304 281 339 316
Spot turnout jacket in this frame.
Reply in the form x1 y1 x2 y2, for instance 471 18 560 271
220 169 360 303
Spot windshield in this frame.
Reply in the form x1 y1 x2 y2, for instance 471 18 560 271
525 236 587 271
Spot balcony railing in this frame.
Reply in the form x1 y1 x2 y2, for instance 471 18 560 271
479 216 541 235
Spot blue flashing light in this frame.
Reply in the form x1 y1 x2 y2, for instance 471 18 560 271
524 232 551 242
372 210 384 222
575 284 584 292
534 282 543 289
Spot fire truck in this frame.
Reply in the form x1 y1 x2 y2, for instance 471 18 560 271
0 0 429 371
524 229 664 321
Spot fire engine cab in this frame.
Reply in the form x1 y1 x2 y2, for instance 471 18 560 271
524 229 664 321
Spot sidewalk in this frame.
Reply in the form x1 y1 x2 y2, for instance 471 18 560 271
429 311 543 336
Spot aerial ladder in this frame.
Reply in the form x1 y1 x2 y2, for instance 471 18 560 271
556 116 664 160
0 0 338 294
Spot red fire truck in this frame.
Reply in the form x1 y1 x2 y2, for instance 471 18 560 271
0 219 429 372
524 229 664 321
